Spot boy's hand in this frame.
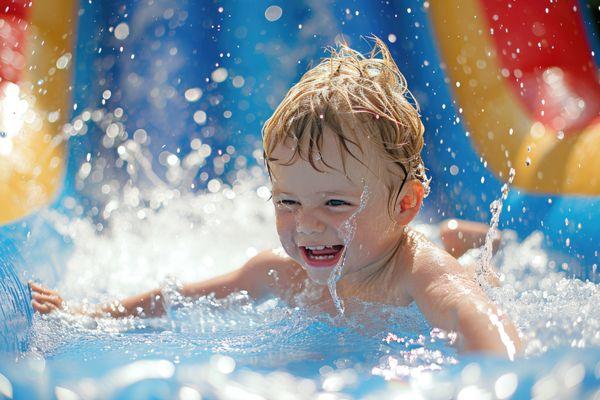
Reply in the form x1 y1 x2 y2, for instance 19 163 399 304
29 282 64 314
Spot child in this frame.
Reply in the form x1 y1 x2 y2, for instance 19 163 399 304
30 38 521 359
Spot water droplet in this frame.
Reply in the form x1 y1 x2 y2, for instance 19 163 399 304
232 76 245 88
56 53 72 69
264 5 283 22
193 110 207 125
114 22 130 40
184 88 203 102
211 68 228 83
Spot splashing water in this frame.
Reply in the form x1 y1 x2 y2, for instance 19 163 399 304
327 182 370 315
476 167 516 288
17 187 600 398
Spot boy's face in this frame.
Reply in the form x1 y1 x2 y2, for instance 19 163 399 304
269 126 407 284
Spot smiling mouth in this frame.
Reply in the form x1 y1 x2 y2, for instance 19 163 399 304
299 245 345 268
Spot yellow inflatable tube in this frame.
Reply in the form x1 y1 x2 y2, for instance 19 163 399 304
0 0 77 224
429 0 600 195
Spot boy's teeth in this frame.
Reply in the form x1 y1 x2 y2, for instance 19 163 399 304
306 245 326 250
312 255 334 260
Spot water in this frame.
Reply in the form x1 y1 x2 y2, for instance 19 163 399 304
476 167 515 289
326 182 370 316
1 179 597 398
0 238 32 353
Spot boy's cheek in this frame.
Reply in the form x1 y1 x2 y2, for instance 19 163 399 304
274 215 292 238
274 217 296 252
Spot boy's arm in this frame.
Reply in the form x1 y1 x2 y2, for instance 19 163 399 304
178 249 300 301
31 249 301 318
406 250 522 359
30 281 169 318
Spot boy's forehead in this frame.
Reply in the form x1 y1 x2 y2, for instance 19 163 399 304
268 126 386 195
268 152 355 187
270 124 378 172
270 164 362 197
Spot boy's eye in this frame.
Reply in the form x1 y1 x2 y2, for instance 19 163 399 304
326 199 351 207
275 199 299 207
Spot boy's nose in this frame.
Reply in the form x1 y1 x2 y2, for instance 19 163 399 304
295 210 325 234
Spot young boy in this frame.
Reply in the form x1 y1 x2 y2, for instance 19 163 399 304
31 38 521 359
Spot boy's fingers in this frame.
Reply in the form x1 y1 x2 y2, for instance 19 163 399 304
31 299 44 313
29 282 55 295
32 292 61 305
31 292 62 307
31 300 57 314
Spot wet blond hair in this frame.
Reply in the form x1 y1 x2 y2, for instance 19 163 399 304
262 36 430 215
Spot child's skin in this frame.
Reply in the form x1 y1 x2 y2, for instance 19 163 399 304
440 219 501 259
30 121 522 360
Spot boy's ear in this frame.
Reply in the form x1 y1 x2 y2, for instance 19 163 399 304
395 180 424 225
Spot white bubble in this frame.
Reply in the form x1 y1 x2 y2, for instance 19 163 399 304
193 110 207 125
449 165 459 175
232 76 245 88
256 186 271 199
106 123 120 138
199 144 212 157
190 138 202 150
447 219 458 230
184 88 203 102
265 5 283 22
494 373 518 399
179 386 201 400
211 68 228 83
166 154 179 166
114 22 130 40
207 179 221 193
388 34 397 43
214 355 236 374
78 162 92 180
56 53 72 69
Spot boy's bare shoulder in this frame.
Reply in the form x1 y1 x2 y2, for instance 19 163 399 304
401 229 474 297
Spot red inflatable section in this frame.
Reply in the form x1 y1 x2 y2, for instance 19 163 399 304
0 0 31 84
481 0 600 134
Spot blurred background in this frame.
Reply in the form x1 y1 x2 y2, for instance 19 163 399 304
0 0 599 274
0 2 599 397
